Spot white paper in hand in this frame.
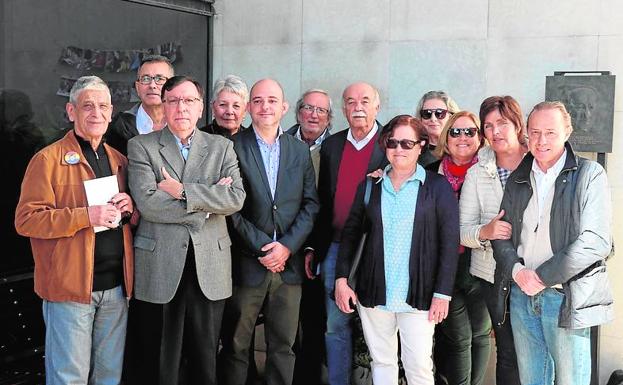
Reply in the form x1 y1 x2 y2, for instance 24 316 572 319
84 175 120 232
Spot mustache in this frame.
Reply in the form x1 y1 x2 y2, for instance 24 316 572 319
351 112 367 118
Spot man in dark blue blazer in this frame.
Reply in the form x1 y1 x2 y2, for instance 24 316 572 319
220 79 320 385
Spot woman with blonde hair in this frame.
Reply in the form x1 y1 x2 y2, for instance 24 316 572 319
427 110 489 385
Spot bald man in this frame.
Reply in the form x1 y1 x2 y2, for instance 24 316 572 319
220 79 319 385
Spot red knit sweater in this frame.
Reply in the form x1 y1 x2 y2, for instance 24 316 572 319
332 137 376 241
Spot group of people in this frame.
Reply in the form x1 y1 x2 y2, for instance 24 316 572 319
14 54 613 385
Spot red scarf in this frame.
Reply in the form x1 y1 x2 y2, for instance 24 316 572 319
441 155 478 197
442 155 478 253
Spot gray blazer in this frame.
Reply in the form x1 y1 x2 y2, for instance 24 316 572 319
128 127 246 303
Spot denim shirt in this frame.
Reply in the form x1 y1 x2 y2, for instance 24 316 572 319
379 164 425 312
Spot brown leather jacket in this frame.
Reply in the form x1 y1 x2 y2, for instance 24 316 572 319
15 130 134 304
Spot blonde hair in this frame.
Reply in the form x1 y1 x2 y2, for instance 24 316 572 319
434 110 484 159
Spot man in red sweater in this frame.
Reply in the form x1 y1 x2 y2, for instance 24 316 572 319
308 82 387 385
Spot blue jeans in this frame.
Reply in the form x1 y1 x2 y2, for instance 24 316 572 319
43 285 128 385
321 242 352 385
510 284 591 385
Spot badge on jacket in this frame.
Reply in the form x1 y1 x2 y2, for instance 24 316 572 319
64 151 80 164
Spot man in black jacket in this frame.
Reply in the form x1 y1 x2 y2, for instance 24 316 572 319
220 78 320 385
308 82 387 385
105 55 174 155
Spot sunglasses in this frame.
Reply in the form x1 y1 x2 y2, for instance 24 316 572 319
386 138 418 150
449 127 478 138
420 109 449 120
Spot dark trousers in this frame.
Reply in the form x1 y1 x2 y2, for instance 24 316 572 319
434 256 492 385
125 247 225 385
480 279 521 385
293 277 326 385
221 271 302 385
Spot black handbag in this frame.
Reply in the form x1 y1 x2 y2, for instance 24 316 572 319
347 177 373 290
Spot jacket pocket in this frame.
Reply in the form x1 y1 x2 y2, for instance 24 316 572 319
569 263 613 310
218 235 232 251
134 235 156 251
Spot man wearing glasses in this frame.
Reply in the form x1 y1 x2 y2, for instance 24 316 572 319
308 82 387 385
286 89 333 384
287 89 333 181
106 54 174 155
127 76 246 385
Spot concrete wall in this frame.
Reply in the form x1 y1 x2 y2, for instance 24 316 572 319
212 0 623 382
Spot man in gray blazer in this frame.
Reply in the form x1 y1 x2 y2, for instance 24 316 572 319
127 75 245 385
220 78 320 385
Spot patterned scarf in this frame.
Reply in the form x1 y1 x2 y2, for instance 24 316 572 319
441 155 478 197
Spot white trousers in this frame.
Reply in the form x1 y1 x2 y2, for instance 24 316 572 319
357 304 435 385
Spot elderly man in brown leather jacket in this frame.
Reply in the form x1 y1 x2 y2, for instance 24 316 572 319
15 76 134 385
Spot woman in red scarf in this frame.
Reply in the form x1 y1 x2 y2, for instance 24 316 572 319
426 110 489 385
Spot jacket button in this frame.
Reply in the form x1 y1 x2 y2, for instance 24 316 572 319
273 205 277 210
497 322 502 326
503 287 507 291
182 244 187 249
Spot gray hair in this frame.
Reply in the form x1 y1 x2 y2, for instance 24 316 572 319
69 76 110 104
212 75 249 103
341 83 381 108
139 54 174 76
414 90 460 117
295 89 333 124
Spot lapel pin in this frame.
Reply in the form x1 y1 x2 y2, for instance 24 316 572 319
64 151 80 165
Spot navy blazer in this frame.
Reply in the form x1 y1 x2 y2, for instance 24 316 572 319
336 172 460 310
310 124 388 262
230 127 320 287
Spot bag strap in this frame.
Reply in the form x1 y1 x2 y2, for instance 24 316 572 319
363 177 372 207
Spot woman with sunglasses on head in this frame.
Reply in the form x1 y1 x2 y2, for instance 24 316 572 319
334 115 460 385
458 96 527 385
426 111 490 385
415 91 461 167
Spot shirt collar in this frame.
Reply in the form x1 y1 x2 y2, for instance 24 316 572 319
136 103 155 135
173 129 196 150
346 121 378 149
531 149 567 177
75 131 105 154
295 125 331 149
253 125 283 145
381 163 426 189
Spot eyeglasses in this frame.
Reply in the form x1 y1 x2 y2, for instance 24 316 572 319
137 75 168 85
449 127 478 138
300 104 329 116
163 97 202 107
385 138 418 150
420 109 449 120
